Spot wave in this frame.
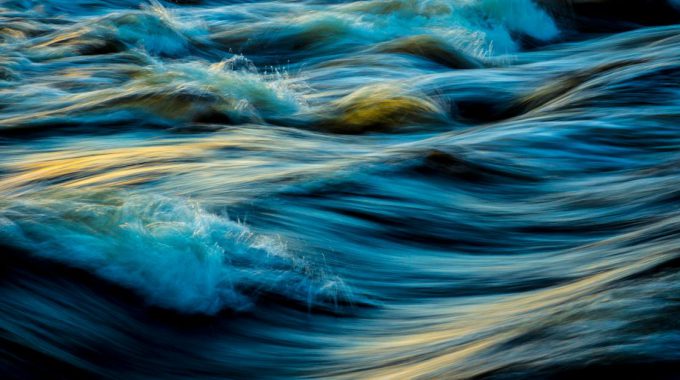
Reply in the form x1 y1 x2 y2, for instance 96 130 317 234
211 0 559 61
0 192 350 314
0 56 305 129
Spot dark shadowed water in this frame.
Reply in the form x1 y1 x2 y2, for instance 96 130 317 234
2 0 680 378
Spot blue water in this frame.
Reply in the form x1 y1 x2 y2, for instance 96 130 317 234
2 1 680 378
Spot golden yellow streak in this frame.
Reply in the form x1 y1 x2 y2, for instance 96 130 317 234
33 28 92 49
329 214 680 379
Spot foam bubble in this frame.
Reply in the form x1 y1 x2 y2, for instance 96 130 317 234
0 193 346 314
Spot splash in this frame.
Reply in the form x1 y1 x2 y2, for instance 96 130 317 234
1 192 347 314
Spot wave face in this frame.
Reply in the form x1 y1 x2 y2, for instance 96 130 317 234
2 1 680 379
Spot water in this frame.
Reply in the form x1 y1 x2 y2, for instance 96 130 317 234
2 1 680 378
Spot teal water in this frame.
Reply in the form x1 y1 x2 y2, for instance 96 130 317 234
2 1 680 378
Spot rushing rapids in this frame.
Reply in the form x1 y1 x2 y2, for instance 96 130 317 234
2 1 680 379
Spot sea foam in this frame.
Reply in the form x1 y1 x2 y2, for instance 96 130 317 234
0 193 345 314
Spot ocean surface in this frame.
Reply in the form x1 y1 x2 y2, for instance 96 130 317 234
2 0 680 378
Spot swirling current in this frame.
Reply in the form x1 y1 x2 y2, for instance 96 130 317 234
2 0 680 379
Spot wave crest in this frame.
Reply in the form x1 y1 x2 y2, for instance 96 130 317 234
1 193 349 314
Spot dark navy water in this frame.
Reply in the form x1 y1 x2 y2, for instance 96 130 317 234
2 1 680 378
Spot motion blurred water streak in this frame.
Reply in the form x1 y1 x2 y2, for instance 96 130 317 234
1 0 680 379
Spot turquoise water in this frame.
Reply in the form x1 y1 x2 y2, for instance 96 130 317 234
2 1 680 378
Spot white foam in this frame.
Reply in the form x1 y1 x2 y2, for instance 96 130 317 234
1 194 344 314
212 0 560 57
